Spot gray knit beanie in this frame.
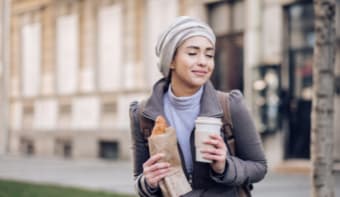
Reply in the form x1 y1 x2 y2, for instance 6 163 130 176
155 16 216 77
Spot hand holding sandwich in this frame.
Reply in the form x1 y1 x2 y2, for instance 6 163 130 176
143 116 171 189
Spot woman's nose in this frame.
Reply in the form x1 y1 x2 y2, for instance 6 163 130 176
198 54 208 67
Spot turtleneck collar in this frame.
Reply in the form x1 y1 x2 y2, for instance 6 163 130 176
167 84 203 110
142 78 223 120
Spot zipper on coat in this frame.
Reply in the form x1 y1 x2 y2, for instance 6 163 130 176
188 173 193 186
190 128 196 188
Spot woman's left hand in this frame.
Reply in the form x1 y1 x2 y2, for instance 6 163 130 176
201 134 227 174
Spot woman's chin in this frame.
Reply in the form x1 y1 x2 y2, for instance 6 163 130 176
189 78 208 87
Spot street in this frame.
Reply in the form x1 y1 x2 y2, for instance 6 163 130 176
0 155 339 196
254 171 340 197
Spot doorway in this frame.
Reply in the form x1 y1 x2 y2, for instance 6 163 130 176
207 1 245 92
212 34 244 92
284 1 314 159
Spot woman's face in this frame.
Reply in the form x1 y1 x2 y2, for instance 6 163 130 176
170 36 215 90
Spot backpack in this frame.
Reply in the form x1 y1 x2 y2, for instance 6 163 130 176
137 91 251 197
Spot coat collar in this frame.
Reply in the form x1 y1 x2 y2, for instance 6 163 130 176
142 78 224 120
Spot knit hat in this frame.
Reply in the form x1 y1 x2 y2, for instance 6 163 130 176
155 16 216 77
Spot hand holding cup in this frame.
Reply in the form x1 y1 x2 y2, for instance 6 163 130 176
194 117 222 163
201 133 227 174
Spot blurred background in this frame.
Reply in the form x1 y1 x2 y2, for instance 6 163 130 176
0 0 339 196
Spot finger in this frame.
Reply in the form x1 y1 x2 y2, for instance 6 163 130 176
201 149 226 161
151 166 171 178
145 167 171 188
207 135 226 149
147 162 170 173
143 153 164 167
203 139 226 150
149 171 169 186
209 134 224 142
202 152 226 161
201 148 225 156
145 166 169 179
203 150 226 161
145 173 160 189
203 139 219 146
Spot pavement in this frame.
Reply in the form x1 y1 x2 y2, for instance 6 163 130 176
254 171 340 197
0 155 135 195
0 155 339 197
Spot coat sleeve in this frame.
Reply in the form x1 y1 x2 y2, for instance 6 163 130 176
211 90 267 186
129 101 161 196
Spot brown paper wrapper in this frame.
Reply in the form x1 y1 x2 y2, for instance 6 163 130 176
148 127 192 197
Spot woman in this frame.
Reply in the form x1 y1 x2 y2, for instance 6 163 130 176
129 16 267 197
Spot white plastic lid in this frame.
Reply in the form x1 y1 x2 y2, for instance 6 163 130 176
195 116 222 125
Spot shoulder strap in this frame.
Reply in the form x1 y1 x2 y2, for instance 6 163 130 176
218 91 253 195
216 91 236 156
138 100 154 139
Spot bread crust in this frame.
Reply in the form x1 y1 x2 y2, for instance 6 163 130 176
151 116 168 136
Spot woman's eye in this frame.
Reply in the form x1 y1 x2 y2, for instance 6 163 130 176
188 53 197 56
206 54 214 58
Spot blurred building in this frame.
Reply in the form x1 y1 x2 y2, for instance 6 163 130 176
5 0 340 167
0 0 3 154
8 0 148 160
1 0 10 155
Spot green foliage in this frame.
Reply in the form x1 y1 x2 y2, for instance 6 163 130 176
0 179 136 197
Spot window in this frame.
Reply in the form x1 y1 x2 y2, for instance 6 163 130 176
20 137 34 155
97 4 123 91
145 0 178 86
58 103 71 129
33 99 57 130
21 22 41 97
289 4 314 49
287 3 314 100
55 138 72 158
99 140 119 160
56 14 79 94
102 101 117 114
23 104 34 129
10 102 22 130
101 100 117 128
284 2 314 159
71 97 100 130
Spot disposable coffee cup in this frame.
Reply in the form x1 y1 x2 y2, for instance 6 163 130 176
194 117 222 163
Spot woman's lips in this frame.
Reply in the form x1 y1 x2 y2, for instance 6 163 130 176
192 70 208 76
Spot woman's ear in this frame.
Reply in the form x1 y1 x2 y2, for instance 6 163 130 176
170 62 176 70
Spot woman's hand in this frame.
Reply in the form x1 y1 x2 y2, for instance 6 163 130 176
201 134 227 174
143 153 171 189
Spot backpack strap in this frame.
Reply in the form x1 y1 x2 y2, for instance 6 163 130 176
217 91 252 196
216 91 236 156
138 100 154 139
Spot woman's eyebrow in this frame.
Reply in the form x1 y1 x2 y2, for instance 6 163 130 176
186 46 200 50
186 46 214 51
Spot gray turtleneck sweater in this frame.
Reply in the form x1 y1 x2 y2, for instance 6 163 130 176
163 85 203 174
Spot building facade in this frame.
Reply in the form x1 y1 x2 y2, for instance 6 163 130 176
6 0 340 168
9 0 150 160
1 0 11 155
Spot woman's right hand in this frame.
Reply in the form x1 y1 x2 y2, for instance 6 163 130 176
143 153 171 189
